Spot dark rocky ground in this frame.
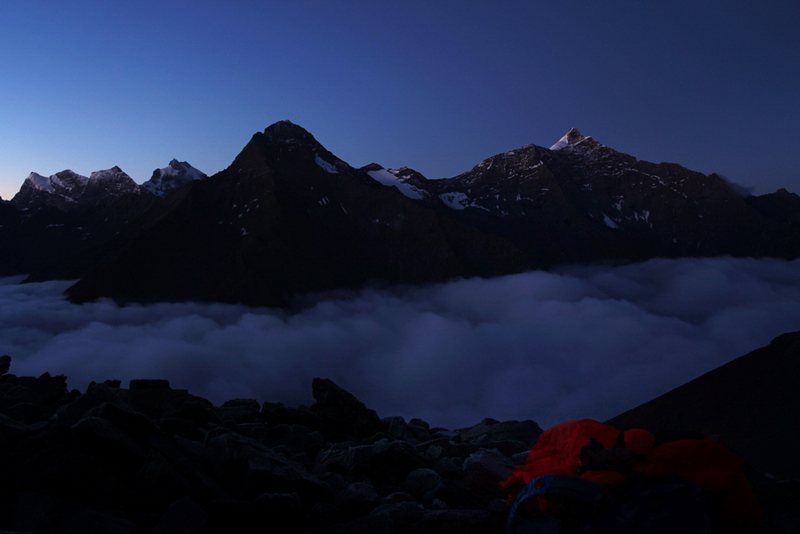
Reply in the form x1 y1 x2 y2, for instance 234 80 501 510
0 356 540 533
1 351 799 534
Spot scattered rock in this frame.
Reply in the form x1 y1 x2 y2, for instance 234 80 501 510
0 360 794 533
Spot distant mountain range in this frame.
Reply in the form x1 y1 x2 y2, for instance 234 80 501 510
10 159 207 209
2 121 800 306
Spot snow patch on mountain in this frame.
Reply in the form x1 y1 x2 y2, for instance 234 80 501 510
550 128 584 150
550 128 607 156
602 213 619 229
550 137 570 151
26 173 55 192
439 192 467 209
367 168 426 200
315 156 339 174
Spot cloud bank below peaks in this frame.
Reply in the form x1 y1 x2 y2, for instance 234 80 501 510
3 256 800 430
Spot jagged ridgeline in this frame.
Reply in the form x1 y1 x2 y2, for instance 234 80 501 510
2 121 800 306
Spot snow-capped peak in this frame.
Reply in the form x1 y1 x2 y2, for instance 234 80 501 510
550 127 586 150
164 159 207 182
14 167 138 210
142 160 208 197
25 172 55 192
89 166 128 181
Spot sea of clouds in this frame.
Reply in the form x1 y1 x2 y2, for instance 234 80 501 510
3 256 800 430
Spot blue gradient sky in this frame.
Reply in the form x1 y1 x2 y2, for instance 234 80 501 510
1 1 798 200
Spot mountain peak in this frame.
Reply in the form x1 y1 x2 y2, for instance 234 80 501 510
550 128 586 150
142 160 207 197
265 119 303 134
88 167 131 181
88 166 127 180
25 172 54 192
263 120 319 146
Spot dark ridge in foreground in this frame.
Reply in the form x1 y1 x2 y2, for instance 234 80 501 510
607 330 800 480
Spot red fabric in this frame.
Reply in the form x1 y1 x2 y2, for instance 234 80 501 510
622 428 656 456
500 419 640 496
636 437 761 529
500 419 762 529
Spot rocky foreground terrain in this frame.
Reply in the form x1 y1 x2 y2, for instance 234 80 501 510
2 345 799 533
0 355 542 533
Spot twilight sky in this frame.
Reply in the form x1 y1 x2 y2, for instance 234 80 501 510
1 1 799 201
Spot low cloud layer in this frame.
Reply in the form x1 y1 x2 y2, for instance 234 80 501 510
3 257 800 430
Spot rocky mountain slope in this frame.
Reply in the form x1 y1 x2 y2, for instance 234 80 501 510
0 192 159 282
375 128 800 264
607 329 800 481
3 121 800 306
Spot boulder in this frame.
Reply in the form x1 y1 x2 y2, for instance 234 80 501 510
404 468 441 499
310 378 380 441
461 449 515 504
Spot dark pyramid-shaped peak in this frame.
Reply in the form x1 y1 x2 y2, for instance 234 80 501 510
564 127 583 140
226 121 350 182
